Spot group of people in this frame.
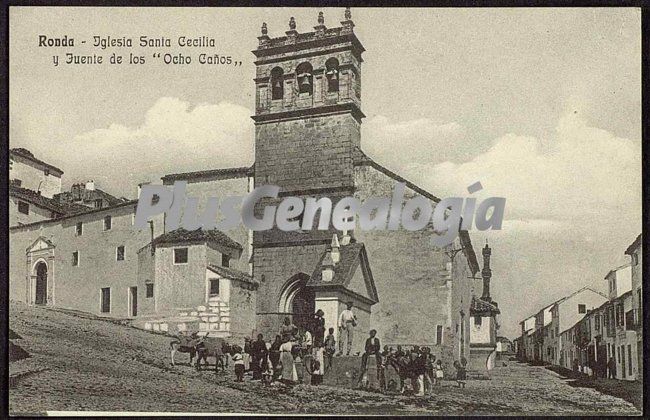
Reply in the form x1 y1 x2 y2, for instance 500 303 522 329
229 308 340 386
362 341 468 395
226 302 469 394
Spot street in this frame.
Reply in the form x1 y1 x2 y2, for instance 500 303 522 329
8 302 641 416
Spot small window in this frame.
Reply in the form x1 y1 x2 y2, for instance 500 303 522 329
174 247 188 264
72 251 79 266
18 201 29 215
578 304 586 314
116 245 125 261
76 222 83 236
209 278 220 296
103 215 112 231
436 325 443 345
152 194 160 205
595 314 600 330
101 287 111 313
145 282 154 298
95 199 103 209
221 254 230 267
13 179 22 187
474 316 482 326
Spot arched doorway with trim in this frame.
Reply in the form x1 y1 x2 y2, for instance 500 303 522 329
34 260 48 305
278 273 315 331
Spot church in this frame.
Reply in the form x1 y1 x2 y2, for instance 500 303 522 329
9 9 494 373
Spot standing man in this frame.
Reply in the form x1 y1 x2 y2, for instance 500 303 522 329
338 301 357 356
251 333 267 380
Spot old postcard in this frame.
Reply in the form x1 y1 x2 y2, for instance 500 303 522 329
6 6 643 416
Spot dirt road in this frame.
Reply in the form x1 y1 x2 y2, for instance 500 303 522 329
8 302 641 415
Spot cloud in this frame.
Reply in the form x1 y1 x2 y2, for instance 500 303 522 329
362 115 471 169
50 97 253 198
386 112 641 230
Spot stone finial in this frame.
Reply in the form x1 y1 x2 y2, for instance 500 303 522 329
318 11 324 25
261 22 268 35
344 7 351 21
322 249 335 282
340 229 351 246
331 234 341 264
289 16 296 30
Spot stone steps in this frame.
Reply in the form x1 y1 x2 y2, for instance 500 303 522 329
132 296 232 338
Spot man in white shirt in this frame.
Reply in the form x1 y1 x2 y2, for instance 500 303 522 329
338 301 357 356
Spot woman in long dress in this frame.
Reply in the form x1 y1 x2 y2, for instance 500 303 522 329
279 340 298 383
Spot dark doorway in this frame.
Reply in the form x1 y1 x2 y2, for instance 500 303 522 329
35 262 47 305
129 286 138 317
291 286 315 331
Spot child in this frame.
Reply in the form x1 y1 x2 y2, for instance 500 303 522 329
262 358 273 386
324 327 336 369
232 347 245 382
434 359 444 386
454 360 466 388
310 359 323 386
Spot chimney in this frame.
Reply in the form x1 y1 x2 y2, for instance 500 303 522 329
330 234 340 264
481 240 492 301
85 180 95 191
322 249 335 282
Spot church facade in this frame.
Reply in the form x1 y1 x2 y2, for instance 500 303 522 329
9 10 487 371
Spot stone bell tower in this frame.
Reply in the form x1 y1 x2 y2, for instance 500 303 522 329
251 9 368 336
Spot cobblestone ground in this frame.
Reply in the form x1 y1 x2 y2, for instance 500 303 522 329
9 302 641 416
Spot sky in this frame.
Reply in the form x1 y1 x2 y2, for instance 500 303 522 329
9 7 642 338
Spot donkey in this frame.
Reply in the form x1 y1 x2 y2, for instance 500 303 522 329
170 331 201 367
195 337 232 373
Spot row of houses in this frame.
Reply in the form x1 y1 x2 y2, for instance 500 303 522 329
514 234 643 381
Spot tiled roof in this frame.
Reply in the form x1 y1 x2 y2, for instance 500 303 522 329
10 148 64 175
152 228 243 251
54 187 127 207
207 264 257 287
470 296 500 315
625 233 642 255
308 241 379 303
161 166 253 184
10 185 88 216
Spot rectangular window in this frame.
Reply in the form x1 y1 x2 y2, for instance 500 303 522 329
116 245 125 261
75 222 83 236
221 253 230 267
18 201 29 215
578 304 586 314
13 178 22 187
100 287 111 313
436 325 443 345
209 278 220 296
595 314 600 330
145 282 154 298
474 316 482 326
95 199 104 209
625 310 635 330
72 251 79 266
174 247 188 264
103 215 112 230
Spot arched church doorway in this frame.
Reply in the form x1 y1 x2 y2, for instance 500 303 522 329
279 273 315 331
35 261 47 305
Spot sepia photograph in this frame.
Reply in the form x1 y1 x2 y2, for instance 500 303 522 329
5 5 644 416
